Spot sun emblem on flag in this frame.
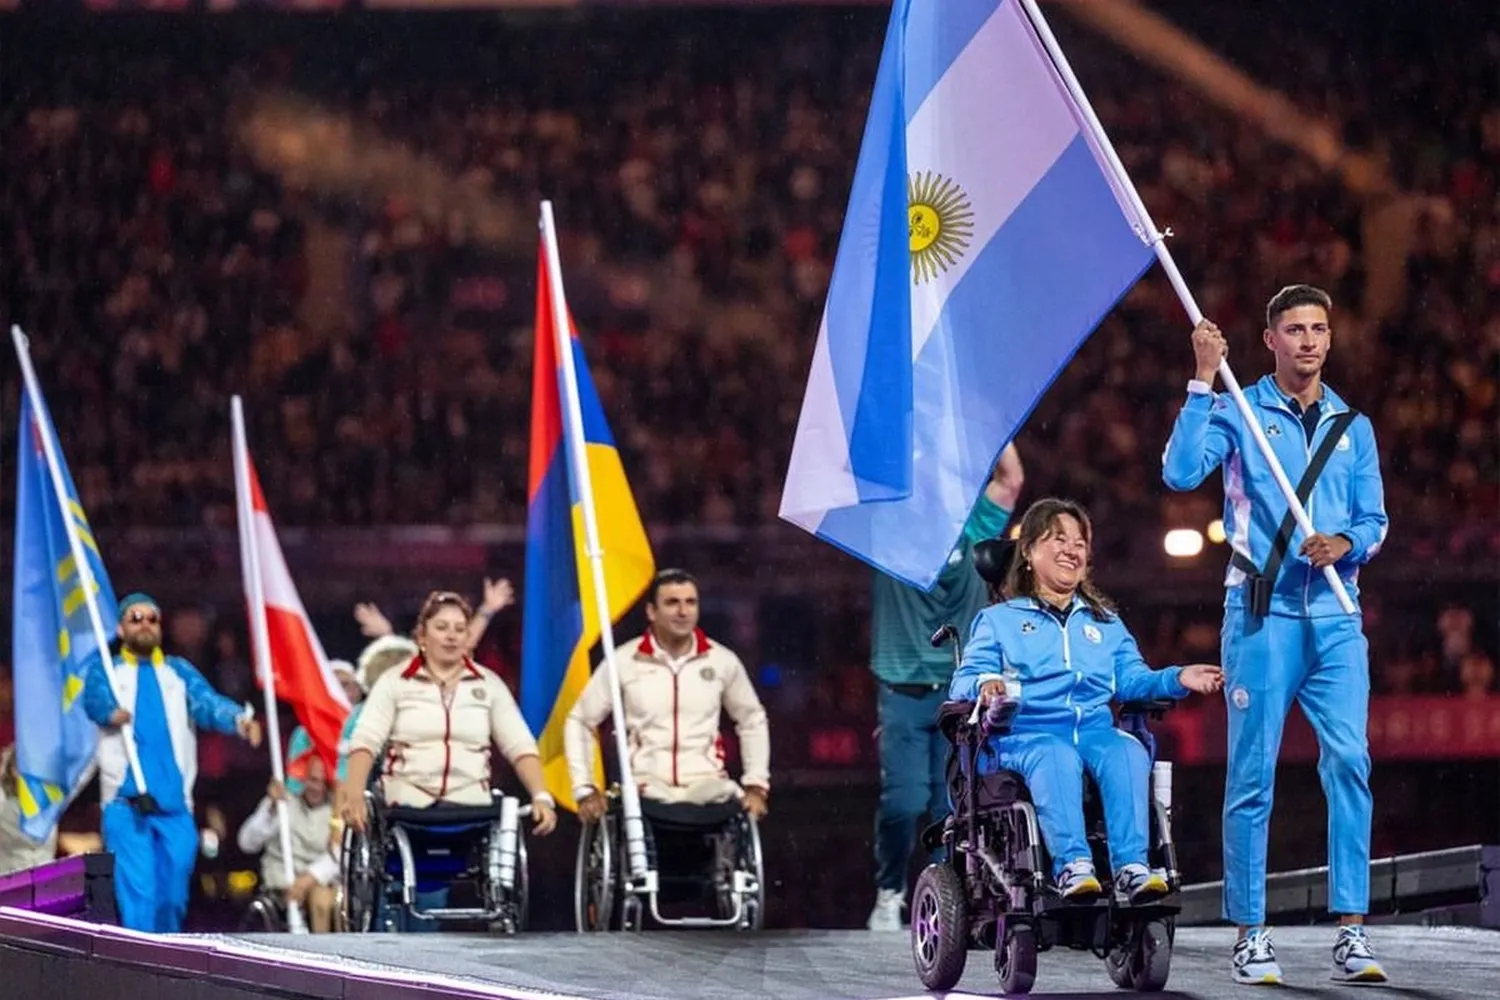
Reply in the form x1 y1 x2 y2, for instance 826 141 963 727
908 172 975 284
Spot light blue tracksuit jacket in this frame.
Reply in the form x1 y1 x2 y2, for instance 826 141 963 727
951 597 1189 876
1163 374 1388 925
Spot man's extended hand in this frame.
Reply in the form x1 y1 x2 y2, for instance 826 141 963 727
742 787 769 820
238 716 263 747
576 790 608 826
1300 533 1352 569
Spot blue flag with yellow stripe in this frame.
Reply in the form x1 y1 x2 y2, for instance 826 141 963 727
11 386 119 843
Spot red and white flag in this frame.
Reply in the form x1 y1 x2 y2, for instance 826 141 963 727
231 399 350 780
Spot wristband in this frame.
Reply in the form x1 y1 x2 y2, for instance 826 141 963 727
1187 379 1213 395
531 792 556 808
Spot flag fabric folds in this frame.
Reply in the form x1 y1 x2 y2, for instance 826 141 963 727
780 0 1156 590
237 454 351 779
521 239 655 811
10 387 118 842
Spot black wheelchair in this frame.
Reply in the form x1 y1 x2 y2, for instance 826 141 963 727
240 891 287 933
910 625 1180 994
575 786 765 931
340 788 531 933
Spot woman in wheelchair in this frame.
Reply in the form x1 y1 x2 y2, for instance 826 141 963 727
952 498 1222 905
338 590 558 929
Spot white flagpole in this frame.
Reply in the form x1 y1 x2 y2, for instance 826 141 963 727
231 395 307 934
10 325 152 800
1017 0 1356 614
538 201 651 886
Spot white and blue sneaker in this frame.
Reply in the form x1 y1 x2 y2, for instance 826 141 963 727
1056 859 1103 902
1333 925 1388 983
1232 927 1284 985
1114 863 1170 905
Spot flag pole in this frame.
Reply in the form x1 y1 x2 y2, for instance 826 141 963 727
10 325 152 799
537 202 651 887
231 395 308 934
1017 0 1356 614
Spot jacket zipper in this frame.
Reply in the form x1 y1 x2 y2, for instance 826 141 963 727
670 670 681 786
1053 610 1082 746
437 687 454 799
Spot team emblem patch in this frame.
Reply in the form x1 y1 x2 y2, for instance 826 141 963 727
1266 423 1283 437
1082 624 1102 644
1230 685 1250 710
473 687 487 701
1020 621 1037 634
1337 434 1351 451
700 666 716 681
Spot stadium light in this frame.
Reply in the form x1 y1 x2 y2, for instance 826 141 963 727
1164 529 1204 558
1206 519 1227 544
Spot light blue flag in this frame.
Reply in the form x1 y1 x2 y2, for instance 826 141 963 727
780 0 1157 590
11 386 120 842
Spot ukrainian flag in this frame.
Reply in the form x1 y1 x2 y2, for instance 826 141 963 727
11 385 120 842
520 237 655 811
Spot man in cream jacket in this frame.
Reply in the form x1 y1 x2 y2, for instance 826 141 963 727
237 754 340 932
83 594 262 932
566 569 771 823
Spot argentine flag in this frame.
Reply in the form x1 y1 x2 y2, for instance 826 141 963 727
780 0 1157 590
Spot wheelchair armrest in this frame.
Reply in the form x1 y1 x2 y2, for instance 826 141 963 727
1118 698 1175 720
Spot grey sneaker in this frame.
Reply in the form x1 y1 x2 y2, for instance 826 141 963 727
1232 927 1284 985
1114 863 1170 905
1333 925 1388 983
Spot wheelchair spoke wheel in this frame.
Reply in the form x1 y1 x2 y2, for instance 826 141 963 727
574 814 615 932
995 920 1037 995
910 863 968 992
341 824 379 934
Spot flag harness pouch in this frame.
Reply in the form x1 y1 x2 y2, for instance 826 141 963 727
1230 410 1358 617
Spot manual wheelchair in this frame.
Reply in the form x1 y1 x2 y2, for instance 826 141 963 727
575 786 765 931
340 787 531 933
910 624 1181 995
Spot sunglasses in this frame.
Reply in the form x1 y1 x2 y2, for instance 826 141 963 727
126 610 161 624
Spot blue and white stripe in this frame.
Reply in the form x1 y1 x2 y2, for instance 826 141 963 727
781 0 1156 589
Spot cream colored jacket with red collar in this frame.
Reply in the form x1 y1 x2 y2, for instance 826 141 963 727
564 629 770 802
349 656 539 808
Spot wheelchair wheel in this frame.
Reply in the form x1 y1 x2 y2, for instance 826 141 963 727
574 813 616 932
1107 918 1172 992
995 920 1037 995
911 864 968 991
238 896 282 933
719 814 766 930
341 822 379 933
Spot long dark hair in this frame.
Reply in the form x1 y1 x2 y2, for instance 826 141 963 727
1001 497 1117 620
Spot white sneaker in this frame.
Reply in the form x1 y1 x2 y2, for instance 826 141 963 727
1332 925 1388 983
866 888 904 930
1232 927 1284 985
1056 858 1103 901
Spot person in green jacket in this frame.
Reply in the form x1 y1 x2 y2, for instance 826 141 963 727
866 444 1024 931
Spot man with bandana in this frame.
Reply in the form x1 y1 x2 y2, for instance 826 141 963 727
83 594 263 933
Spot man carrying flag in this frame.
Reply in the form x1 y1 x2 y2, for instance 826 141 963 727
84 594 263 932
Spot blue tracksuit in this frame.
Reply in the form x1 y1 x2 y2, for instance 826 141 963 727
951 597 1189 876
1163 375 1388 925
83 648 244 933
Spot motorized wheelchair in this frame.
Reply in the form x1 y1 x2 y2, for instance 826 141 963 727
575 785 765 931
910 622 1181 995
340 786 531 933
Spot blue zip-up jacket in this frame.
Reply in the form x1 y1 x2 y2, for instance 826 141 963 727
1162 375 1388 618
950 597 1189 741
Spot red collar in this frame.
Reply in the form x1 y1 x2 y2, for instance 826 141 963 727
401 655 485 681
639 628 711 659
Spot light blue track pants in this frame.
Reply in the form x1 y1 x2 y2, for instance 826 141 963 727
986 726 1153 877
102 800 199 933
1221 607 1372 925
